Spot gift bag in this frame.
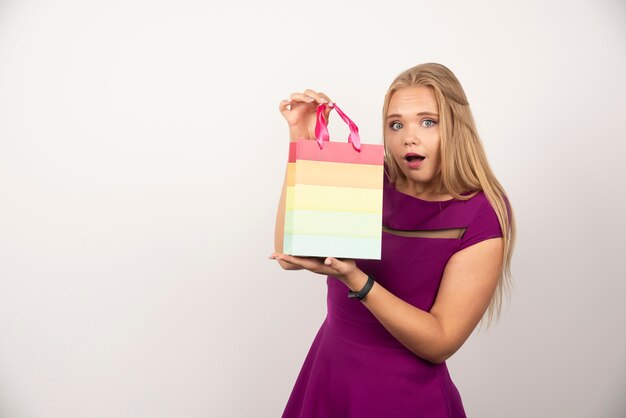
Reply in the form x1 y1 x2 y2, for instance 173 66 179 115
283 103 384 259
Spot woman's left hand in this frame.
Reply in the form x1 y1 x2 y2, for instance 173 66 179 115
269 252 361 285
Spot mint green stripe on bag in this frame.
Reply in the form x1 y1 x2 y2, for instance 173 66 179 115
283 234 381 259
284 210 381 239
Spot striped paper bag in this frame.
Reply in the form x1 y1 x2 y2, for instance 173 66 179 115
283 103 384 259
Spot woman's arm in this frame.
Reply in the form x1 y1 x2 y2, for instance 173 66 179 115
354 237 503 363
273 89 333 268
274 166 288 253
272 236 504 364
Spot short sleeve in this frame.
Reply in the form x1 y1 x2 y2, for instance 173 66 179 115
457 198 504 252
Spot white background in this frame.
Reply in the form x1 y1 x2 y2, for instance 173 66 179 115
0 0 625 417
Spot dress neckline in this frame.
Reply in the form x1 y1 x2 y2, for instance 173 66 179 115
395 189 454 203
390 183 480 203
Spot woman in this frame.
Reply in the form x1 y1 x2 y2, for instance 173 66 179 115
270 63 516 418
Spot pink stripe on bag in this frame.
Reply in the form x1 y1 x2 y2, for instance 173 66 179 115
288 140 383 165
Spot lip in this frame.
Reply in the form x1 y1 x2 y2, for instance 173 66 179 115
404 152 425 169
404 152 425 159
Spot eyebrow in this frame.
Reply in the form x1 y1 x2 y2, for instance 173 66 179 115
386 112 438 119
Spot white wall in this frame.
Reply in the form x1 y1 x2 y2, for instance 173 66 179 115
0 0 624 417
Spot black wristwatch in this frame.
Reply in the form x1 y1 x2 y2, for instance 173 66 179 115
348 275 375 300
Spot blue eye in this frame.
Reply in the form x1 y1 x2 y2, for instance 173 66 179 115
390 120 436 130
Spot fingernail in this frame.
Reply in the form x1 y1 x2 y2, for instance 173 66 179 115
324 258 332 265
306 96 314 101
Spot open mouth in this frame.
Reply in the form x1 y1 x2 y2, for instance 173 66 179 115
404 153 425 162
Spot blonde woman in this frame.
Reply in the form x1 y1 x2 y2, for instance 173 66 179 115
270 63 516 418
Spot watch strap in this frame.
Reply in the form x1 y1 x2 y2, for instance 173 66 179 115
348 275 375 300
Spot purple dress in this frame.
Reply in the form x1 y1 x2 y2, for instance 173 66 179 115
282 170 504 418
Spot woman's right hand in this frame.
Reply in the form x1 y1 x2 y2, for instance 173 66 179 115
278 89 333 141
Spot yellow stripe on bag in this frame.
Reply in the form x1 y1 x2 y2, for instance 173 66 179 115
285 183 295 209
293 161 383 189
285 185 383 213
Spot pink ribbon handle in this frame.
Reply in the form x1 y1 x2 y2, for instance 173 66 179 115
314 102 362 152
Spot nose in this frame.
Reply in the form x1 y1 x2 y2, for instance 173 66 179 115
403 136 418 146
401 124 421 146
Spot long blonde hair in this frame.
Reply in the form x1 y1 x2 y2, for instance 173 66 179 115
382 63 516 329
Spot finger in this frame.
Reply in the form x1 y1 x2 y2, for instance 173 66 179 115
279 254 323 270
277 254 304 266
324 257 344 270
273 256 303 270
324 257 352 275
277 258 302 269
278 99 292 113
278 260 303 270
271 252 298 265
290 92 317 104
273 253 300 266
270 252 288 260
318 92 333 105
303 89 331 105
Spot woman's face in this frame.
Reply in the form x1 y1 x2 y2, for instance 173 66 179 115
385 86 442 194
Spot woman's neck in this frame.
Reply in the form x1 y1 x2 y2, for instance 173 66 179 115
396 177 452 201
